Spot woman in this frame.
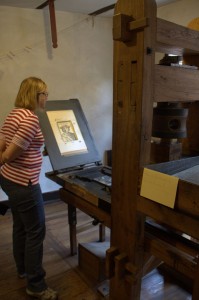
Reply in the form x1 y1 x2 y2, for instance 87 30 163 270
0 77 58 300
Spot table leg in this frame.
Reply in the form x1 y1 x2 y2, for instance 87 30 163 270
99 223 106 242
68 203 77 255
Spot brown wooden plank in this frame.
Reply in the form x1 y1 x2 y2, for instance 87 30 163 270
176 180 199 218
63 181 99 206
145 220 199 258
154 65 199 102
156 18 199 55
137 195 199 240
59 188 111 228
145 232 196 279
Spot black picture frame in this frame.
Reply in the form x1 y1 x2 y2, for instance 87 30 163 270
37 99 101 172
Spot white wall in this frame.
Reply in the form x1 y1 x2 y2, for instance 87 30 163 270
157 0 199 25
0 6 113 200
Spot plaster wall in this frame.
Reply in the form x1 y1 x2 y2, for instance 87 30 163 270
157 0 199 25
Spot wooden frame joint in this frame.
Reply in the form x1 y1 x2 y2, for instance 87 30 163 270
113 13 149 42
106 246 119 278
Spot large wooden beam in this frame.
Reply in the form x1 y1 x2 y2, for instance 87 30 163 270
108 0 157 299
156 18 199 55
154 65 199 102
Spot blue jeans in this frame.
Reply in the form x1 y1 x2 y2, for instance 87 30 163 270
0 175 47 292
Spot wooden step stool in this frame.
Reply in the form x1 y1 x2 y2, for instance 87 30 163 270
78 241 110 282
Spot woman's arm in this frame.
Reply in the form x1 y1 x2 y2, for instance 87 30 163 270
0 139 6 151
1 142 24 164
0 139 6 165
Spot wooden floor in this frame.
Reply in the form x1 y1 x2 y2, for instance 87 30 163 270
0 199 192 300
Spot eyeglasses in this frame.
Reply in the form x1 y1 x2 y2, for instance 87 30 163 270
38 92 49 97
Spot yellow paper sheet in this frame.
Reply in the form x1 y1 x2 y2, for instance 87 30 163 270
140 168 179 208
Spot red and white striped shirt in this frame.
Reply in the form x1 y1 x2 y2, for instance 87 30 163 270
0 108 44 186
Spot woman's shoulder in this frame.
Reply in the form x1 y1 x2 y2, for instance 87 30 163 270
13 107 33 113
13 108 37 118
11 108 39 125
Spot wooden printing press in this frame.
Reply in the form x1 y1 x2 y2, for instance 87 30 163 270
106 0 199 299
38 0 199 297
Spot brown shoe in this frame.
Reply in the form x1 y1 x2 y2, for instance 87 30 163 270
26 287 58 300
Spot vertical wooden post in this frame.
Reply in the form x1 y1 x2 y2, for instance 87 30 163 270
67 204 77 255
49 0 58 48
192 257 199 300
109 0 156 298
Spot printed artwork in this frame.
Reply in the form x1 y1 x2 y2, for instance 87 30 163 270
57 120 78 143
46 110 88 156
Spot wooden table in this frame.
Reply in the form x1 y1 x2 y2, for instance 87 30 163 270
47 166 111 255
59 188 111 255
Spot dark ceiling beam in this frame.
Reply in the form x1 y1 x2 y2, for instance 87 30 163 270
36 1 115 16
36 0 58 48
89 4 115 16
49 0 58 48
36 0 52 9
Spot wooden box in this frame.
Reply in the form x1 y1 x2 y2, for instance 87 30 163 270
78 241 110 282
150 141 182 163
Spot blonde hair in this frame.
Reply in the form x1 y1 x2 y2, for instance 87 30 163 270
15 77 47 111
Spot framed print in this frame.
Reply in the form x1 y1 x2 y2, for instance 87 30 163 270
46 109 88 156
37 99 100 172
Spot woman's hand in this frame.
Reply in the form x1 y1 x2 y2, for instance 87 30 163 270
1 143 24 164
0 151 3 166
0 140 6 165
